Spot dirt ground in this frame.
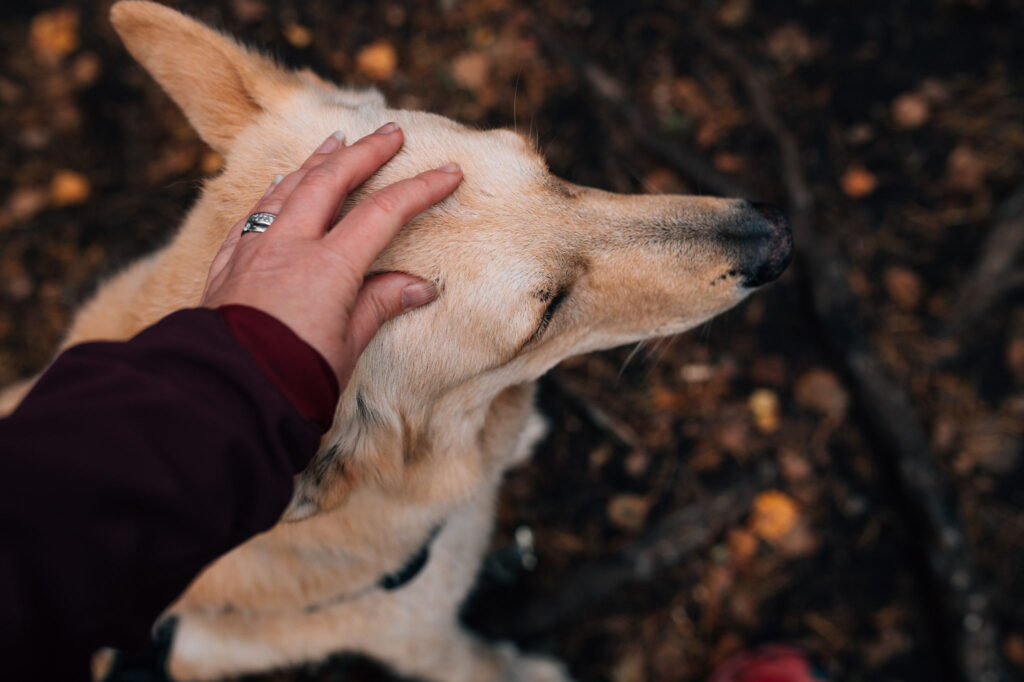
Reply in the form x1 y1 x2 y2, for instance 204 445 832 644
1 1 1022 681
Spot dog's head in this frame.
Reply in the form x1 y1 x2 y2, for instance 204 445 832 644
111 1 791 514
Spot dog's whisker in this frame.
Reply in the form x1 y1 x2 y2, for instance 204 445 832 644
643 336 670 364
619 340 647 376
512 71 521 131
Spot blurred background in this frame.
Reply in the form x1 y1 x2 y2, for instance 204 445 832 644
1 1 1022 681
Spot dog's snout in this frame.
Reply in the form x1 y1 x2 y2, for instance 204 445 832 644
728 201 794 288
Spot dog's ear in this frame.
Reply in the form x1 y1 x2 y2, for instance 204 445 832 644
110 1 298 154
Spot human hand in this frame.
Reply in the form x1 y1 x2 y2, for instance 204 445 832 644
201 123 462 386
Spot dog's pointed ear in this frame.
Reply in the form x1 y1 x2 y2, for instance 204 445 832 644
110 1 297 154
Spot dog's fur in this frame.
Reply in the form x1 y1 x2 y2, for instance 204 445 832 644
0 3 791 680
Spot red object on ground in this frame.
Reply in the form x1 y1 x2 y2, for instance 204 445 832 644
708 644 828 682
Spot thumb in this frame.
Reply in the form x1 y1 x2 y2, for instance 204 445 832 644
348 273 437 353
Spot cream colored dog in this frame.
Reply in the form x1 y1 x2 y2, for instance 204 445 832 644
0 2 792 680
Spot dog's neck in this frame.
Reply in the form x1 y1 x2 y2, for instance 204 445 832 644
285 380 539 522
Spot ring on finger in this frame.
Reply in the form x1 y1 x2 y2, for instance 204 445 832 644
242 212 276 235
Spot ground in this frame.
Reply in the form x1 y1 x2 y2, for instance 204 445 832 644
1 1 1022 681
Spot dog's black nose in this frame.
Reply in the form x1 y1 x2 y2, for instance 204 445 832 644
734 201 794 287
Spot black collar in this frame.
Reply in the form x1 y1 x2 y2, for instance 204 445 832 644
378 524 442 591
102 525 444 681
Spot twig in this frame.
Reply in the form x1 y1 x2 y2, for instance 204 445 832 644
534 27 745 199
536 18 1010 682
945 185 1024 335
491 469 767 639
547 372 648 456
684 18 1010 682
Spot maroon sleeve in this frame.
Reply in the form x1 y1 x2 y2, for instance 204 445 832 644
219 304 340 431
0 307 336 679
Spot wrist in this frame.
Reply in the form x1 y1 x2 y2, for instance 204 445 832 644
218 305 340 431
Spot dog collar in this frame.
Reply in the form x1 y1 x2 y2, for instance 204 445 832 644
102 525 445 681
378 524 441 591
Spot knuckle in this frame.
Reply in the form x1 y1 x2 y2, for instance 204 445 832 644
411 175 436 196
366 190 404 216
255 196 287 215
302 164 343 191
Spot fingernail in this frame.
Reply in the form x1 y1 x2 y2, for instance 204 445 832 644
437 163 461 174
374 122 399 135
401 281 437 310
262 174 284 197
315 134 342 155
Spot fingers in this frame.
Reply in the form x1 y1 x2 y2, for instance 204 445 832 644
325 165 463 274
272 123 406 241
216 131 346 258
347 273 437 354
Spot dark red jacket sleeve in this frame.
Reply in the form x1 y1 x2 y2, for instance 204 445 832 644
0 306 338 679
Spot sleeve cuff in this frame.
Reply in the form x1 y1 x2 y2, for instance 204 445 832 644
217 305 340 431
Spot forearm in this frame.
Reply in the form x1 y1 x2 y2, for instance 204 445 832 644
0 307 334 673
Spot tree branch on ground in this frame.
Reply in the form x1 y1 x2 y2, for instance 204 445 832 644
535 17 1011 682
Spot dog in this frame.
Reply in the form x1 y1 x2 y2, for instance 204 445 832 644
0 2 792 680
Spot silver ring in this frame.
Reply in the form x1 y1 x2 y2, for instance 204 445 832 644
242 212 276 235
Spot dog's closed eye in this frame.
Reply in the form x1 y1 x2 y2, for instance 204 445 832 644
529 289 568 344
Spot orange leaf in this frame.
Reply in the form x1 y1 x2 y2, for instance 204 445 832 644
750 490 799 542
50 170 90 207
841 166 876 198
356 41 397 81
30 7 79 65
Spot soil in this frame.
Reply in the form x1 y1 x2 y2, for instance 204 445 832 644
1 1 1022 681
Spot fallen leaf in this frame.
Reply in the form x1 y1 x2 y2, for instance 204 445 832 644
1 259 33 300
70 52 101 88
750 355 787 386
471 26 497 48
713 152 745 173
451 51 490 92
750 490 800 542
955 417 1021 475
624 451 649 477
643 167 687 195
652 385 687 411
232 0 268 22
356 41 398 81
748 388 780 434
714 0 751 27
680 363 715 383
864 627 913 668
588 444 613 470
793 368 849 420
847 123 874 145
6 187 49 224
766 23 816 67
1007 338 1024 384
607 494 651 532
778 448 813 482
30 7 79 65
892 91 930 128
0 77 23 105
776 522 819 557
1004 633 1024 669
283 23 313 49
946 144 986 192
50 170 90 207
715 412 750 454
672 77 712 119
883 265 923 310
727 527 758 566
841 166 877 198
611 648 645 682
